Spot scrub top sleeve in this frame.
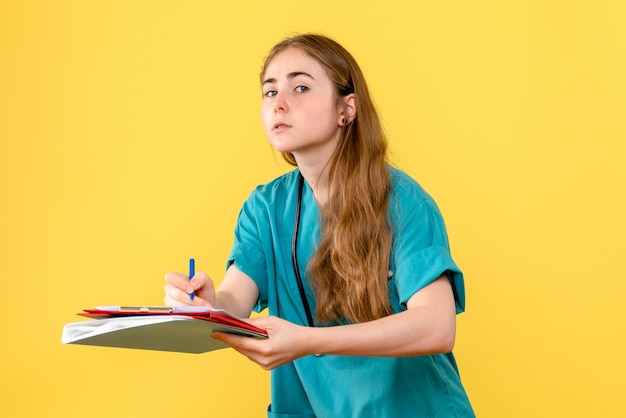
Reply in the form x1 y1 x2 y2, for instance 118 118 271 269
392 198 466 314
227 193 269 312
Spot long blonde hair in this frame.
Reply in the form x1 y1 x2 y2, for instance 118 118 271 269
261 34 393 324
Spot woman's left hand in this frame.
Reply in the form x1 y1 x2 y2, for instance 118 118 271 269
212 316 310 370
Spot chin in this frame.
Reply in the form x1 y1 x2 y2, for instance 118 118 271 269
267 139 296 154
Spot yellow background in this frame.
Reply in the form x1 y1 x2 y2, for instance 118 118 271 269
1 1 624 417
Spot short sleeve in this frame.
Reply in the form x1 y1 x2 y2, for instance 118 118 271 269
390 173 466 314
227 193 269 312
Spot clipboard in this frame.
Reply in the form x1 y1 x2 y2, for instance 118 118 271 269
62 306 268 354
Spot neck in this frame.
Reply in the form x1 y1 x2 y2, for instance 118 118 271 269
294 154 331 205
289 127 342 206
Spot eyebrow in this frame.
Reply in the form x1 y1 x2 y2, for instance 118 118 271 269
262 71 315 86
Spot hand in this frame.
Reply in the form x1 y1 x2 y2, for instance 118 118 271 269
164 271 216 307
212 316 311 370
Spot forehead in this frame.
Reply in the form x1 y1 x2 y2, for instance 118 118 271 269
263 47 328 81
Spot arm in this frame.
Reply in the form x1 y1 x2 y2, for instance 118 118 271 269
308 274 456 356
164 264 259 319
212 274 456 370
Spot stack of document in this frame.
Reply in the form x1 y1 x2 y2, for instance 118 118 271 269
62 306 268 354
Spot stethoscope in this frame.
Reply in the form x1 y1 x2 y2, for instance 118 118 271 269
292 173 397 339
291 173 316 327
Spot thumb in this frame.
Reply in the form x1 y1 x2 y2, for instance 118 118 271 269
190 271 216 304
247 315 278 329
190 271 213 289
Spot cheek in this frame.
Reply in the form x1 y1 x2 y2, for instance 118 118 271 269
260 107 272 131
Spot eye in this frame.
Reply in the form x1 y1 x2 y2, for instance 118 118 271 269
295 85 309 93
263 90 277 98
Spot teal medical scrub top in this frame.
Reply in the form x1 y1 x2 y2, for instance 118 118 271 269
228 167 475 418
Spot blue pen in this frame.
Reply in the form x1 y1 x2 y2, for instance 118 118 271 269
189 258 195 300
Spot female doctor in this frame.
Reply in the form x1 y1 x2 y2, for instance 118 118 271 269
164 33 474 418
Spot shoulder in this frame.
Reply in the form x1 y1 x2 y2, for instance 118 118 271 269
388 166 437 208
387 165 448 233
245 169 301 205
234 170 301 232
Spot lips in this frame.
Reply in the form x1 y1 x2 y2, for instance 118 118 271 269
272 122 292 131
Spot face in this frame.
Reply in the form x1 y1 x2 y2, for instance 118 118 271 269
261 47 345 164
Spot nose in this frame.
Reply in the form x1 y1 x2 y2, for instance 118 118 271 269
273 92 288 113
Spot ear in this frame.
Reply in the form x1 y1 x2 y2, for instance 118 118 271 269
338 93 357 126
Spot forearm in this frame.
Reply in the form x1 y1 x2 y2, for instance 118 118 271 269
304 275 458 357
306 305 456 357
212 275 458 370
212 265 260 318
214 290 255 318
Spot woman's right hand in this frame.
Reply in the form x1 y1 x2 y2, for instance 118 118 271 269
164 271 216 307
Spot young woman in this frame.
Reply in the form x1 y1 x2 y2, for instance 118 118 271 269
164 33 475 417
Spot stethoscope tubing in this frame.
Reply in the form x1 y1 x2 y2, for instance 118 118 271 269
291 173 316 328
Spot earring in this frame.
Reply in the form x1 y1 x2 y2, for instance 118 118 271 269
342 117 347 125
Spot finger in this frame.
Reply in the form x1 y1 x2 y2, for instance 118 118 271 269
213 332 278 371
212 331 237 345
163 284 185 306
245 316 281 337
246 316 274 328
165 271 194 294
189 271 213 292
212 332 257 350
164 283 197 306
189 272 216 305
